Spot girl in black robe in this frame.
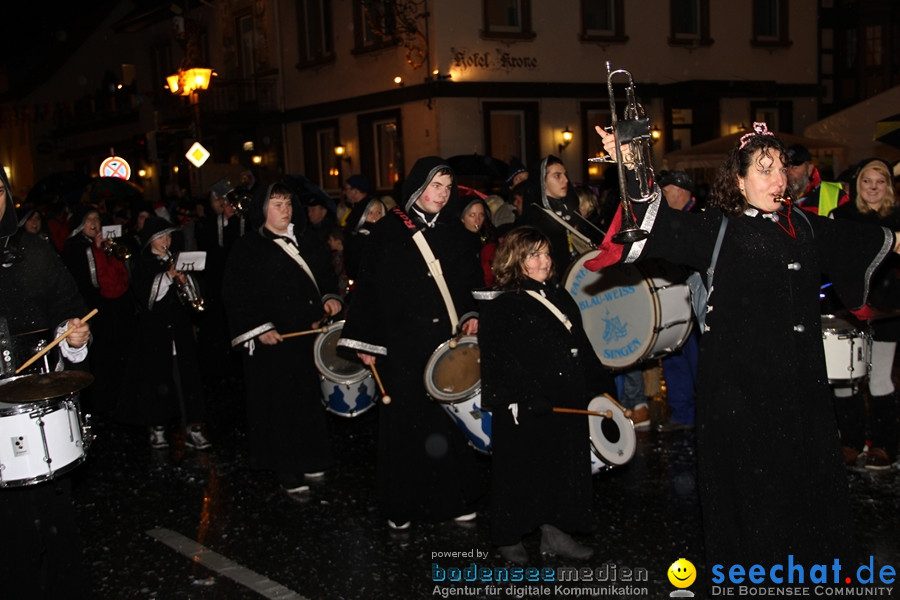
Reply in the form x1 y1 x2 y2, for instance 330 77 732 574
479 226 616 564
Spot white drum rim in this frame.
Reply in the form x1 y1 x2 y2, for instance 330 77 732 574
424 336 481 403
587 395 636 466
314 321 370 385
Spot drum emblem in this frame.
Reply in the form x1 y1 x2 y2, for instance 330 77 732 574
601 310 628 344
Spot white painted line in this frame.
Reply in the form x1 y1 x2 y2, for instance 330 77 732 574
146 528 307 599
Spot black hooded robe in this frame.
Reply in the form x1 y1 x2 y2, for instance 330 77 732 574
222 187 341 479
338 157 486 523
0 173 92 598
595 198 892 572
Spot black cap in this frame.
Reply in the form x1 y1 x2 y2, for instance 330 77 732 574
657 170 694 193
786 144 812 166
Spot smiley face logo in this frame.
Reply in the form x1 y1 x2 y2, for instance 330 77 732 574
667 558 697 588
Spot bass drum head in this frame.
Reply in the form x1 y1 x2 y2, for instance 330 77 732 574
587 395 636 467
564 253 657 369
424 336 481 403
314 321 369 385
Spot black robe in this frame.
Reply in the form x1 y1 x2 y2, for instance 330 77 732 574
222 226 340 476
594 198 893 569
479 278 615 546
338 158 486 523
116 239 206 427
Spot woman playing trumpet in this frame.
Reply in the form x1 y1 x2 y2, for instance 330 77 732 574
591 123 900 579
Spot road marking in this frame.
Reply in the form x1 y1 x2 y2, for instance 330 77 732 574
147 528 307 599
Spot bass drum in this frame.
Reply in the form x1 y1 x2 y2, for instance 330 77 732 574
564 252 693 369
313 321 378 417
587 394 636 473
424 336 492 454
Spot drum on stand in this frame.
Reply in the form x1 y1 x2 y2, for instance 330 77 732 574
587 394 636 474
313 321 377 417
0 371 94 487
821 315 870 385
564 253 693 369
424 336 492 454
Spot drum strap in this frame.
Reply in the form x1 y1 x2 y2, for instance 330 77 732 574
273 238 321 297
525 291 572 332
411 231 459 335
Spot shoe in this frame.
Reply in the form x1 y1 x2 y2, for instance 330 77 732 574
454 511 477 522
865 447 893 471
656 419 694 433
149 426 168 449
184 426 212 450
283 485 310 501
630 405 650 430
498 543 528 565
387 519 411 530
539 524 593 559
842 446 860 467
304 471 325 480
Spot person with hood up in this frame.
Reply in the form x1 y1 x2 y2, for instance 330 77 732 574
0 167 93 597
116 216 212 450
222 182 343 500
338 157 486 530
518 155 606 278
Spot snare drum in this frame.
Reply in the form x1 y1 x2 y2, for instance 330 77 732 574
314 321 377 417
0 373 91 487
424 336 492 454
587 394 636 473
565 253 693 369
821 315 870 384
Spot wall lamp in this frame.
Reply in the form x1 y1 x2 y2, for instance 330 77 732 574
651 126 662 145
558 127 574 154
393 76 404 87
334 144 351 164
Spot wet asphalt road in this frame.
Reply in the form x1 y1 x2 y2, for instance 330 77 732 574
68 379 899 600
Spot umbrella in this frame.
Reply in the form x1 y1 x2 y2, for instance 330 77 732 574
284 174 337 213
874 113 900 150
85 177 144 202
446 154 509 181
24 171 92 206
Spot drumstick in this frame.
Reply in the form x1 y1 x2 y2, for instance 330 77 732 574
15 308 98 374
281 327 328 339
369 362 391 405
553 407 613 419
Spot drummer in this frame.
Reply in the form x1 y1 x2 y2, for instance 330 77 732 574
222 182 343 500
338 156 486 531
0 167 92 597
518 154 606 277
479 226 617 564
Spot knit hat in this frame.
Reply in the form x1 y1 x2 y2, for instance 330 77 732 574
346 174 370 194
786 144 812 166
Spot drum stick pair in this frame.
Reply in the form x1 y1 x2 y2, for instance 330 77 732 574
15 309 99 375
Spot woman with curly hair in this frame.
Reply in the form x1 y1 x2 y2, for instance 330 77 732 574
479 226 616 564
590 123 900 577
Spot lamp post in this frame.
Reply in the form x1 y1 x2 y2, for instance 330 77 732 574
167 66 213 196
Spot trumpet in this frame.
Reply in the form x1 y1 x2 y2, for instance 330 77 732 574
102 238 133 261
167 252 205 312
591 62 661 244
225 188 252 216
